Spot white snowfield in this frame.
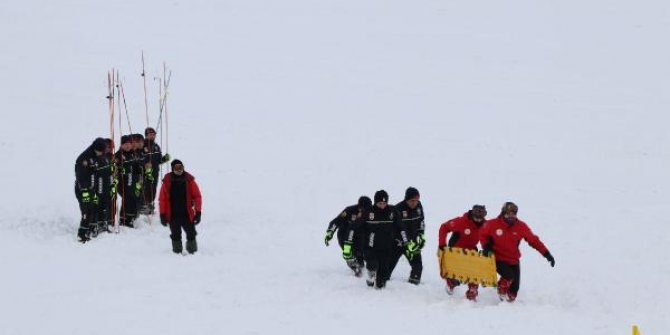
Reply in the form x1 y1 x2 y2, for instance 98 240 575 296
0 0 668 334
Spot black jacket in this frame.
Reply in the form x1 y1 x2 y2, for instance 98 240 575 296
75 145 100 190
143 140 163 176
95 153 115 196
350 205 408 250
327 205 361 232
395 200 425 241
115 149 136 187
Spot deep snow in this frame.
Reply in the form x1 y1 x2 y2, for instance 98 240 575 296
0 0 669 334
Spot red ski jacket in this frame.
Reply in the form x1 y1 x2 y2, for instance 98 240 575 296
438 212 482 250
479 217 548 265
158 172 202 223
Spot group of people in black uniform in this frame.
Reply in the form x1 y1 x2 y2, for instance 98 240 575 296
325 187 425 289
73 127 169 242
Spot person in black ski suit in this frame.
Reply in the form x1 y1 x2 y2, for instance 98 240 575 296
74 138 106 242
142 127 170 214
388 187 425 284
324 196 372 276
346 190 415 289
91 138 116 234
115 135 139 227
131 133 147 213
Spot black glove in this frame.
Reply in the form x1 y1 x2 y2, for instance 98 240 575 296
160 214 168 227
481 248 493 257
543 251 555 267
193 211 201 225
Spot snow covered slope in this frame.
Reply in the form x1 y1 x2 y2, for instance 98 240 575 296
0 1 668 334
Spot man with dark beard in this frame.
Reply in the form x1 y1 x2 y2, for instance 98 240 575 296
159 159 202 254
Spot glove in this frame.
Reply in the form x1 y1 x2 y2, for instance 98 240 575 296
145 167 155 182
93 193 100 205
160 214 168 227
342 241 353 260
481 249 493 257
133 181 142 197
543 251 555 267
405 240 419 260
416 233 426 249
193 211 201 225
324 229 335 246
161 153 171 163
81 189 91 203
110 179 118 197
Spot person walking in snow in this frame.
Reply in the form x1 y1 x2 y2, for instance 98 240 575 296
141 127 170 215
324 195 372 276
437 204 488 300
479 202 555 302
159 159 202 254
74 138 106 242
388 187 425 285
346 190 415 289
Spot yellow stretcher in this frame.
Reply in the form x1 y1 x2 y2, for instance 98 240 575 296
438 247 498 287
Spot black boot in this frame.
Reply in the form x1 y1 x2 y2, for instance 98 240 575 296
172 240 183 254
186 239 198 254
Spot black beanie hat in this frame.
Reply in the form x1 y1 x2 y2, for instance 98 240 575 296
171 159 183 171
92 137 107 152
374 190 389 203
358 196 372 209
131 133 144 141
121 135 132 144
404 187 420 201
145 127 156 136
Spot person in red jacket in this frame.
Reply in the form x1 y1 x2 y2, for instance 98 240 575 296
479 202 555 302
159 159 202 254
437 204 487 300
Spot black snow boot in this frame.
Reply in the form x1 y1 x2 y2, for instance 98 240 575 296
186 239 198 254
172 240 183 254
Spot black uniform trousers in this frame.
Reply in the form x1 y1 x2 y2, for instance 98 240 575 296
388 246 423 282
337 227 365 269
365 247 394 288
74 184 93 236
496 261 521 294
117 182 138 225
169 216 197 242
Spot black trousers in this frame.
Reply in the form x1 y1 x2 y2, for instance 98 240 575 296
169 216 197 241
117 184 138 224
74 184 94 236
365 248 393 288
388 246 423 282
496 261 521 294
143 173 159 206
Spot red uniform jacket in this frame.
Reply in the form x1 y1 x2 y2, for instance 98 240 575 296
158 172 202 223
479 217 548 265
438 212 482 250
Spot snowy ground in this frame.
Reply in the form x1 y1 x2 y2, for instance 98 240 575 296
1 0 669 334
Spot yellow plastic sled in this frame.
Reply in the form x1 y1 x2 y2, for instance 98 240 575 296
438 247 498 287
